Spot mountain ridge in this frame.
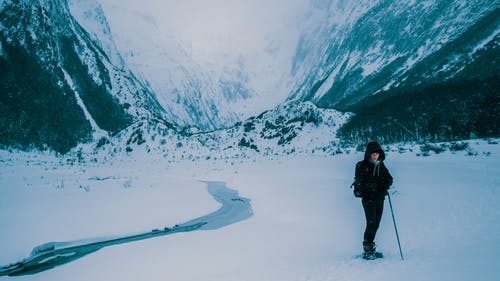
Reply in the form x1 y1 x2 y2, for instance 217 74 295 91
1 0 498 154
290 0 499 109
0 0 165 153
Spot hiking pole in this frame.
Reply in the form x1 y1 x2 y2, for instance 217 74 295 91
387 192 404 260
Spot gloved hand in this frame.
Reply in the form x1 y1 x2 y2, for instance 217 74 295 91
352 182 364 198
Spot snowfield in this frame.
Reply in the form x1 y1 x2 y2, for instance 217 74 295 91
0 139 499 280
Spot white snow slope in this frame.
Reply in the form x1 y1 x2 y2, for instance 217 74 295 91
0 139 499 280
68 0 306 130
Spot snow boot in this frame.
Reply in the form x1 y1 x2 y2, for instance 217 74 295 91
362 241 383 260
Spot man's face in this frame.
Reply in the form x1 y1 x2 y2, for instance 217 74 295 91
371 152 380 162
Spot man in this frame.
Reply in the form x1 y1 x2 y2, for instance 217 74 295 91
354 141 393 260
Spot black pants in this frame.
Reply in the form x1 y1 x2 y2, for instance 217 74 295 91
362 198 384 243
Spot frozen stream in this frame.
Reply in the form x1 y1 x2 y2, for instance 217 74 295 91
0 181 253 276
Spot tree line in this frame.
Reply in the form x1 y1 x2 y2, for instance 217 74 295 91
338 76 500 146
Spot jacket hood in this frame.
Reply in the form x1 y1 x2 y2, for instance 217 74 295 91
364 141 386 162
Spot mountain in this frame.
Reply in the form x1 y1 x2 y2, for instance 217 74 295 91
180 101 350 157
290 0 500 144
338 76 499 144
3 0 498 155
290 0 499 107
66 0 125 69
0 0 167 153
85 101 351 161
70 0 298 131
77 0 246 130
74 0 243 130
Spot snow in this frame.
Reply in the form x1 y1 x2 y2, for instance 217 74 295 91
290 0 499 104
67 0 309 130
67 20 104 86
67 0 125 68
1 139 499 280
420 0 435 10
61 69 107 140
471 26 500 54
314 55 348 98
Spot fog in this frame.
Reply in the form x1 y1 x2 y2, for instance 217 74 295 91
99 0 310 59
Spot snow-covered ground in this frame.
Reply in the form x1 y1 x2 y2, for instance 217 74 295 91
1 139 499 280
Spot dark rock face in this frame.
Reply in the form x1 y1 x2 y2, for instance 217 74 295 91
0 0 161 153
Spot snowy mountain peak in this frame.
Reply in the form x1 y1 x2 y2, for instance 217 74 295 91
70 0 301 131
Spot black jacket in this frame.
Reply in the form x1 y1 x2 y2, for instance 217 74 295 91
354 142 393 200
